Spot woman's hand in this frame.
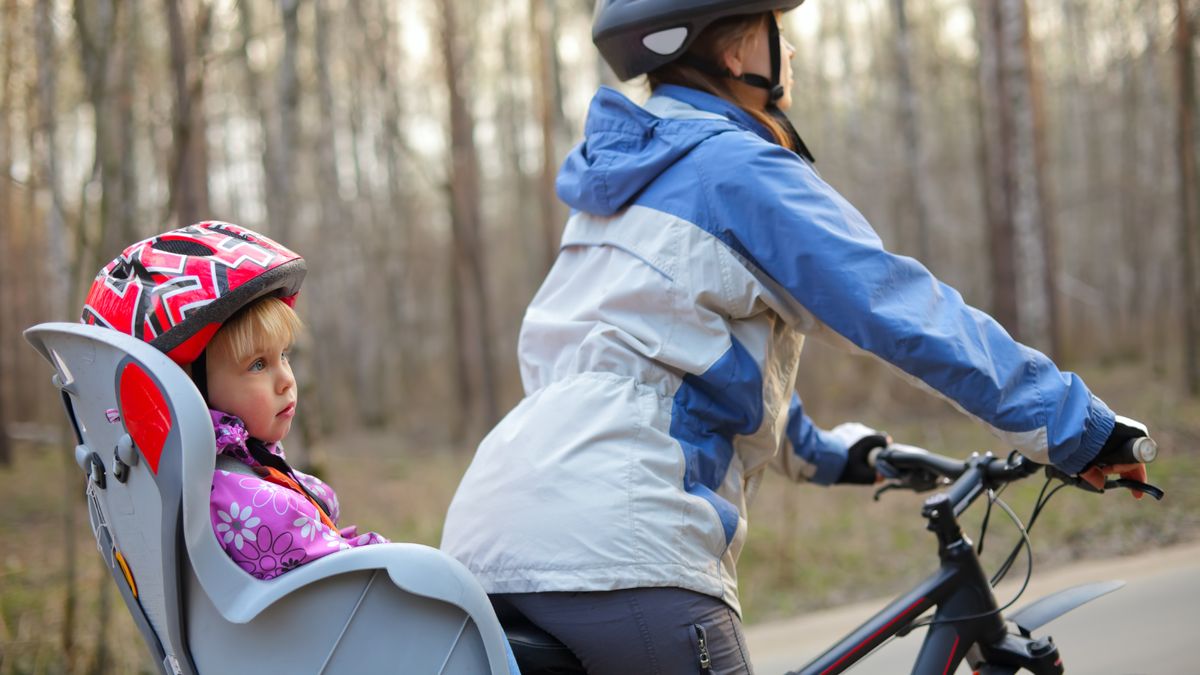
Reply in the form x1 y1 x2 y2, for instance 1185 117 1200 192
1080 415 1152 499
837 432 890 485
1079 462 1149 499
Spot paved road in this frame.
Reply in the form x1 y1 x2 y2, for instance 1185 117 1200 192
745 541 1200 674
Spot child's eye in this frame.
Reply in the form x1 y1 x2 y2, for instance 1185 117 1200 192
249 358 266 372
281 350 290 362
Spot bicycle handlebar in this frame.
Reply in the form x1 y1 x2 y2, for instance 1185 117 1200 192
868 437 1163 502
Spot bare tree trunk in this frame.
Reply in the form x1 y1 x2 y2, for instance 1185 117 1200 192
0 0 17 467
975 0 1059 358
1118 5 1146 344
976 0 1018 331
531 0 563 270
76 16 121 651
890 0 934 260
75 8 124 647
35 2 77 666
275 0 301 242
236 0 283 233
119 0 141 240
0 315 8 467
1176 0 1200 394
440 0 499 437
349 0 414 427
307 0 343 447
34 1 69 320
835 2 863 186
499 0 541 294
163 0 212 227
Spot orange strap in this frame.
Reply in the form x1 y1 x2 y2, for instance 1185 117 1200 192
259 466 337 531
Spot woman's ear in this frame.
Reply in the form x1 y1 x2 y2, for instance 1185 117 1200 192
722 44 745 77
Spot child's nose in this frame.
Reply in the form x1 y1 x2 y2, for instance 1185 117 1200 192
278 366 295 392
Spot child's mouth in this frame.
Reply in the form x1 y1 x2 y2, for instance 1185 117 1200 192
277 402 296 418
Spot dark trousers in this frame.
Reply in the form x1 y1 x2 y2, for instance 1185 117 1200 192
492 587 754 675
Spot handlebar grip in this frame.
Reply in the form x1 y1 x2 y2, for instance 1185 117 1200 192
1111 437 1158 464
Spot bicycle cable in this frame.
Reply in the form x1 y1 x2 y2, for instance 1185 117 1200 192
976 450 1021 557
975 481 1010 556
899 495 1034 633
990 477 1069 586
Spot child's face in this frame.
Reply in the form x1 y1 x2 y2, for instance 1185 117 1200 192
206 332 297 443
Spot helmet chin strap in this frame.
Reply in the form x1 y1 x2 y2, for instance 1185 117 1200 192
676 16 815 163
191 350 209 402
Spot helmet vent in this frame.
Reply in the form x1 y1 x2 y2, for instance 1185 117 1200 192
152 239 214 257
643 27 688 56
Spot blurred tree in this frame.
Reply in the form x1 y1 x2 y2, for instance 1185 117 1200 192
531 0 564 270
163 0 213 228
1176 0 1199 394
975 0 1060 358
441 0 500 436
0 0 15 466
237 0 286 238
35 0 77 664
890 0 935 260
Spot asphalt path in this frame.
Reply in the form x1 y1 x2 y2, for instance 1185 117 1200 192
745 541 1200 674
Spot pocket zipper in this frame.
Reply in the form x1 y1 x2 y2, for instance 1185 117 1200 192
694 624 712 671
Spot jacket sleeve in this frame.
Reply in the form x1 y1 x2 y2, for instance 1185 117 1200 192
775 393 888 485
695 137 1114 474
774 393 846 484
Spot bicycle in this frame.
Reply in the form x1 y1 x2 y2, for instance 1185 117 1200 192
500 439 1163 674
788 438 1163 674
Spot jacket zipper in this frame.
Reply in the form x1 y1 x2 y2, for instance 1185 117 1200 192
694 624 712 671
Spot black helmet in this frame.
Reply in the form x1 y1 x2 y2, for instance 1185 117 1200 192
593 0 806 81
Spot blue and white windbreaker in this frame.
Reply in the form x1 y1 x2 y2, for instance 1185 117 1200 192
441 85 1116 615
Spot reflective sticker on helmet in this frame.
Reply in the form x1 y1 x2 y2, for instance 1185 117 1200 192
643 26 688 55
118 362 172 475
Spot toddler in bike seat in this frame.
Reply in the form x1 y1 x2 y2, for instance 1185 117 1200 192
82 221 387 579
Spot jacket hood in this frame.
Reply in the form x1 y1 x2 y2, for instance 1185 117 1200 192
556 86 760 216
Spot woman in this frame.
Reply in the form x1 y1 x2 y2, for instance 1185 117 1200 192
442 2 1150 672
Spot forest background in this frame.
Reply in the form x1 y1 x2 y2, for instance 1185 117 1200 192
1 0 1199 672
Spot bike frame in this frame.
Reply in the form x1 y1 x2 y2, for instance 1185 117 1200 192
791 458 1065 675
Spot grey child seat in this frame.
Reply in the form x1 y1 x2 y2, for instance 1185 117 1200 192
25 322 517 675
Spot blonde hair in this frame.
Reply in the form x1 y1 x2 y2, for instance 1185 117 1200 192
647 13 796 151
208 297 302 364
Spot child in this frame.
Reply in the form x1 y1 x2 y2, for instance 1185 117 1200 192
82 221 386 579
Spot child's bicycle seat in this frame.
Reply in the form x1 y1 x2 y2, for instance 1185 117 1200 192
26 322 517 675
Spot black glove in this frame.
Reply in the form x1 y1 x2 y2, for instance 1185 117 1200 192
1086 417 1148 469
837 434 889 484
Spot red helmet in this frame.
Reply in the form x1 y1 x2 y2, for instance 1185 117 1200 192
81 221 306 365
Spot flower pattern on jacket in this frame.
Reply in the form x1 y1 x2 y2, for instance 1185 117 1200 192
209 409 387 579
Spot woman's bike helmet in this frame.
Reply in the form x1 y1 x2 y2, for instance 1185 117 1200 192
81 221 306 369
594 0 805 86
593 0 814 160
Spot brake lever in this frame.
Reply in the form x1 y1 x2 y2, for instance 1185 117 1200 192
1106 478 1165 501
872 482 904 501
872 471 944 501
1044 466 1166 500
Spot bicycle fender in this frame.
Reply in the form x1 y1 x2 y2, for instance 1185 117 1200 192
1008 580 1125 636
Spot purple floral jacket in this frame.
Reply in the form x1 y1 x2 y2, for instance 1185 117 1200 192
209 410 387 579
